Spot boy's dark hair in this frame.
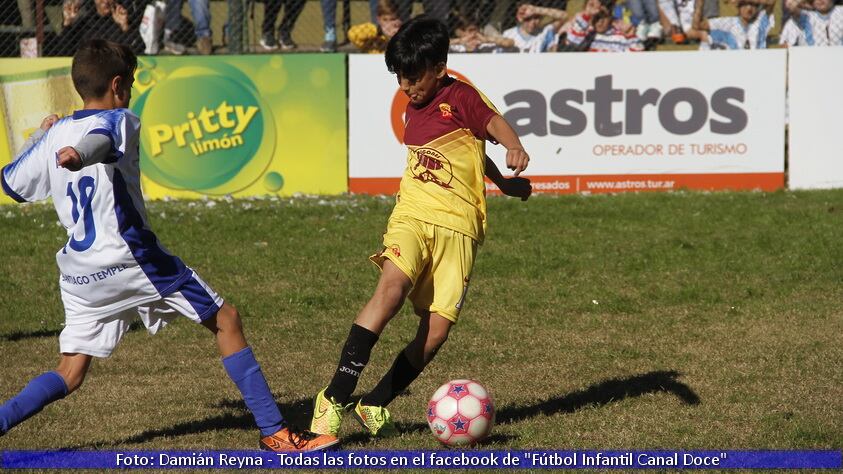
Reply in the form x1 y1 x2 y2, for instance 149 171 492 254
385 16 449 78
71 39 137 101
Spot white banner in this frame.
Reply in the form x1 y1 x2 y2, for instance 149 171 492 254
349 50 786 194
787 46 843 190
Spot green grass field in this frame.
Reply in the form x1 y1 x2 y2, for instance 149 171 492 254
1 191 842 458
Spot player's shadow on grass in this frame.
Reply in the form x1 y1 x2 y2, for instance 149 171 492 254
69 395 314 449
377 370 700 438
75 370 697 448
494 370 700 425
1 322 143 343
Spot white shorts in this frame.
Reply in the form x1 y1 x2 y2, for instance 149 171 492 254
59 271 223 357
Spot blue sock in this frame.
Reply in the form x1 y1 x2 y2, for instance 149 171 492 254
0 372 68 435
222 347 284 437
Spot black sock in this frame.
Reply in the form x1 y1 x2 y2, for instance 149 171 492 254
325 324 379 404
361 350 423 407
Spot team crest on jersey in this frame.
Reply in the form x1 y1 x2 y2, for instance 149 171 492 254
439 103 453 119
411 147 453 189
389 245 401 257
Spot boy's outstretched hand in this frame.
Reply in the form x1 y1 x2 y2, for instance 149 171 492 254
41 114 60 131
56 146 83 171
499 176 532 201
506 147 530 176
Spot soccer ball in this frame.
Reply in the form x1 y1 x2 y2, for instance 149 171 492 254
427 379 494 446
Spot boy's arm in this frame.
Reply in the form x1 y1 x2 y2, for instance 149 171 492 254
756 0 775 15
58 109 140 171
14 115 58 160
56 133 113 172
485 155 532 201
486 115 530 176
690 0 710 36
528 4 569 32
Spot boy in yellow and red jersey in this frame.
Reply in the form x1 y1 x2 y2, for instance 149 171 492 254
310 16 532 438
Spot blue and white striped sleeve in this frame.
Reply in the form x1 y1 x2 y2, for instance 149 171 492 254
1 129 52 203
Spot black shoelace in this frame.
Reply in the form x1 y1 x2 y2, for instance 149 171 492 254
287 428 318 448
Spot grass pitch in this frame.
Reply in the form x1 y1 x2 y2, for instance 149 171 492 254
1 191 841 456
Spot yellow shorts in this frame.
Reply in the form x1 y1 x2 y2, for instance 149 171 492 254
370 216 478 323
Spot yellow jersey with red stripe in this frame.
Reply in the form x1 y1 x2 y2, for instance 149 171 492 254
391 77 500 243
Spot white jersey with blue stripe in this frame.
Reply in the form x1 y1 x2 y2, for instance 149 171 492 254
702 11 774 50
503 24 558 52
1 109 190 322
780 7 843 46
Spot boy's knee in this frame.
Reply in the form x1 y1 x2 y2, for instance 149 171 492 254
375 269 412 311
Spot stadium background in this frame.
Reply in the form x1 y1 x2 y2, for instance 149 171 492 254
0 0 842 457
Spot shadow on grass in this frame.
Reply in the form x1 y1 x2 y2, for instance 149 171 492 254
496 370 700 425
1 322 143 342
358 370 701 437
69 395 312 449
70 370 697 448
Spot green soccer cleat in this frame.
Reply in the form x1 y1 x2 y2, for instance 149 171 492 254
310 388 345 437
352 401 398 437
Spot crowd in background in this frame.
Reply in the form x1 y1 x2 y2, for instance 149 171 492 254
4 0 843 56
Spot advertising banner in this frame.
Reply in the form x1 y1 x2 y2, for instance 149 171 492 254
787 46 843 190
0 54 347 204
349 50 786 195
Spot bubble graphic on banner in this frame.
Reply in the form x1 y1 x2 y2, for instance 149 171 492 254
257 57 288 94
310 68 330 88
136 69 153 87
133 61 276 195
264 172 284 192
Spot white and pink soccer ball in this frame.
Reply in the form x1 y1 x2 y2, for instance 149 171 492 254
427 379 495 446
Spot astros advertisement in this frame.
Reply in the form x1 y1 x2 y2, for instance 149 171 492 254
0 54 347 204
348 50 787 195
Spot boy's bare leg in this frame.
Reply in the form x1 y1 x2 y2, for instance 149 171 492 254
353 260 413 334
203 302 286 438
56 353 93 393
323 260 412 403
361 310 452 408
201 302 248 357
311 260 413 435
0 353 89 435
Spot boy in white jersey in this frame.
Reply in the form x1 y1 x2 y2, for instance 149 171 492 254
689 0 775 49
502 2 569 52
780 0 843 46
0 39 337 452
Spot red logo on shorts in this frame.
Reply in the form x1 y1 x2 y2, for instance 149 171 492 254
390 245 401 257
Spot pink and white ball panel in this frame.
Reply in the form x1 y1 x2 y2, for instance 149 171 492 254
427 379 495 446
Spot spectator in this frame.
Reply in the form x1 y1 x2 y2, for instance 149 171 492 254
163 0 212 54
564 0 645 51
346 0 402 53
627 0 663 41
45 0 87 56
17 0 35 30
688 0 774 49
658 0 719 43
502 2 569 52
780 0 843 46
450 11 516 52
47 0 143 56
319 0 339 51
259 0 305 50
501 0 569 31
391 0 450 23
319 0 448 52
